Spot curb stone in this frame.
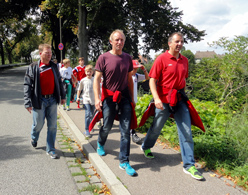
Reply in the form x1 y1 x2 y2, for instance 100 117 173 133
58 108 131 195
56 115 109 194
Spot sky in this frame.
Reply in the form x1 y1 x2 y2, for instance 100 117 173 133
149 0 248 58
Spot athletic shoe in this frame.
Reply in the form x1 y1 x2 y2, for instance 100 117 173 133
97 142 106 156
119 162 137 176
46 151 58 159
31 140 37 148
66 106 70 111
183 166 204 180
131 133 141 143
63 105 66 110
84 130 91 138
140 146 154 159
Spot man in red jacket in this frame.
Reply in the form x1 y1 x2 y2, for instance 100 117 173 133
141 32 204 180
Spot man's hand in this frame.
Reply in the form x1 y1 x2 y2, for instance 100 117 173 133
154 98 164 110
61 99 66 105
95 98 102 112
26 107 32 113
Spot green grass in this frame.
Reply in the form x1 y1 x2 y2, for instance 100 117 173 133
79 184 101 194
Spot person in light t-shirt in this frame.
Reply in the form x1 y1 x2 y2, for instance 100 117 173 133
130 59 149 143
76 65 95 138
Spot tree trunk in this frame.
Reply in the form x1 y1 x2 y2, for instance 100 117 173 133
78 0 88 64
0 38 4 65
7 49 12 64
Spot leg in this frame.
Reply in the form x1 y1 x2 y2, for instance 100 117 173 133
84 104 91 131
142 103 171 150
97 98 116 146
45 97 58 153
174 101 195 169
118 98 132 163
64 80 72 107
31 101 46 143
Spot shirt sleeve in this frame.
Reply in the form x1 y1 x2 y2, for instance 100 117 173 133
95 55 103 72
78 80 84 91
149 55 163 80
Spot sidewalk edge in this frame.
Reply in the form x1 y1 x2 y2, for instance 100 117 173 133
58 108 131 195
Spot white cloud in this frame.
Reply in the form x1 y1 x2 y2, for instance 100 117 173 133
166 0 248 55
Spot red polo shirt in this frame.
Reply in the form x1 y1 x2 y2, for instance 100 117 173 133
149 51 188 102
39 62 55 95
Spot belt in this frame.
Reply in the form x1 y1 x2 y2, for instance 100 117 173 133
42 94 54 98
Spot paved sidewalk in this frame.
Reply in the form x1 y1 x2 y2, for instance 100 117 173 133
59 100 248 195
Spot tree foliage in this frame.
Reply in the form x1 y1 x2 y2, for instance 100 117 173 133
0 17 39 64
39 0 206 62
188 35 248 111
0 0 41 64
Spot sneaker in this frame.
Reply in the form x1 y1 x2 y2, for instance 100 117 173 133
84 130 91 138
97 142 106 156
31 140 37 148
140 146 154 159
46 151 58 159
119 162 137 176
66 106 70 111
183 166 204 180
63 105 66 110
132 133 141 143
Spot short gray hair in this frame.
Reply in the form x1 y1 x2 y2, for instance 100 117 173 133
168 32 184 43
109 29 126 42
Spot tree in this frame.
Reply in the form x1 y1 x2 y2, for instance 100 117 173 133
181 49 195 65
0 0 41 22
39 0 79 62
0 0 41 64
39 0 206 63
13 34 42 62
188 35 248 111
0 17 38 64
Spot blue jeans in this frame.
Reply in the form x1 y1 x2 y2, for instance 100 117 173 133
31 97 57 153
98 97 131 163
142 100 195 169
84 104 95 131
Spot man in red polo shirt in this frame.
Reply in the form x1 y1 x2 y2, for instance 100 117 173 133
141 32 204 180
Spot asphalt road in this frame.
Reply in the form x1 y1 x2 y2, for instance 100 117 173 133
0 66 79 195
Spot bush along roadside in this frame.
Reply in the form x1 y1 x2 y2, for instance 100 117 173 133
135 94 248 191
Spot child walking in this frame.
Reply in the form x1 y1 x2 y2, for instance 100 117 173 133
60 59 77 111
76 65 95 137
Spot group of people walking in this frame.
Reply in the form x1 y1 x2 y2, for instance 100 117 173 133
23 29 204 181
